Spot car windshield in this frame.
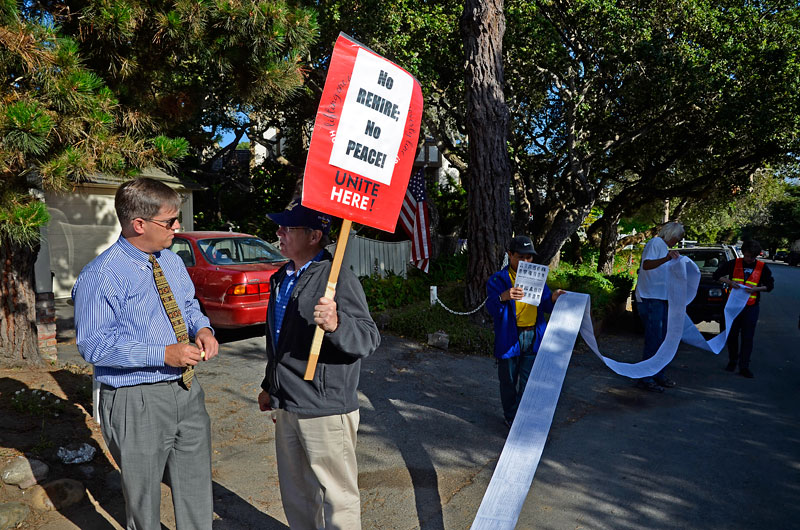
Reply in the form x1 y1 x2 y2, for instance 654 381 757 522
679 250 727 272
198 237 284 265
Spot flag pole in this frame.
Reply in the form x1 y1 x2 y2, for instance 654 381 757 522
304 218 353 380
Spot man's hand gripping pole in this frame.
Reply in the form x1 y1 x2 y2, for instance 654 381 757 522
304 219 353 380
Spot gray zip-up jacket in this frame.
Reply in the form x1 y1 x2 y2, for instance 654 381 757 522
261 250 380 415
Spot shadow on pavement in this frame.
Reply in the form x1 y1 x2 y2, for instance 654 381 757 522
360 385 445 530
212 481 288 529
215 326 266 344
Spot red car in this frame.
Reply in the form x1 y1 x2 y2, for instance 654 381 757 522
169 231 287 328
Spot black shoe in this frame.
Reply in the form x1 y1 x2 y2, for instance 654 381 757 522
637 380 665 393
739 368 754 379
725 361 737 372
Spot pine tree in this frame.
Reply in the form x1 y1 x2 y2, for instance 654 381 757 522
0 0 316 363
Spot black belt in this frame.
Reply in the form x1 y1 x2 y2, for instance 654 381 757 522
101 379 180 391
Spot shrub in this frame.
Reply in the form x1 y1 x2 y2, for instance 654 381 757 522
382 283 494 356
361 252 634 355
548 263 634 321
359 253 469 312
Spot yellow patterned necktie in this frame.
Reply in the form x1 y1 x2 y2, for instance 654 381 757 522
150 254 194 390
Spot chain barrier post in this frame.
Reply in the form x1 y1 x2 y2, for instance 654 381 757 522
430 290 488 316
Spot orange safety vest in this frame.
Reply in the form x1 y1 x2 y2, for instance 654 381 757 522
732 258 764 306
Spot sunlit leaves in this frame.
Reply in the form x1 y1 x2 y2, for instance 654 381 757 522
0 4 200 243
152 135 189 159
1 100 54 155
0 198 49 247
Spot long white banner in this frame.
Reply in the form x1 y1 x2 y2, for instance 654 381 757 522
471 256 750 529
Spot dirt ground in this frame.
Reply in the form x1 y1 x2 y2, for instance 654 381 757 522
0 362 124 528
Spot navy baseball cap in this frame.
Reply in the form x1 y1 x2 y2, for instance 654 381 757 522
509 235 537 255
267 198 332 234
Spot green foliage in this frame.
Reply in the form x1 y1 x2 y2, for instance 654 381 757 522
429 171 467 238
1 0 319 245
359 272 427 312
369 253 633 355
0 5 202 245
383 283 495 356
549 263 634 321
357 253 467 312
2 101 54 155
152 136 189 159
741 181 800 248
425 252 467 284
0 200 49 246
194 159 298 236
506 0 800 265
681 169 787 244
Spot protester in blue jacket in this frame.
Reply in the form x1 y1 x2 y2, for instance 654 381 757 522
486 235 565 428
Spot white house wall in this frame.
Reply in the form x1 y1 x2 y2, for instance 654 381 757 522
44 188 195 299
45 189 120 299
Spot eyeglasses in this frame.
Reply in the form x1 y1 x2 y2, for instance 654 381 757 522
143 217 180 230
278 226 311 232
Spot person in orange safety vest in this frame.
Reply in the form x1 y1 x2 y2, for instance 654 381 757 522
712 240 774 378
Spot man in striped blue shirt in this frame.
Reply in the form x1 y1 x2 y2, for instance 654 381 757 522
73 177 218 529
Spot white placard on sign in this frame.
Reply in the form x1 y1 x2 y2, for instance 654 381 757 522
514 261 549 306
327 47 415 186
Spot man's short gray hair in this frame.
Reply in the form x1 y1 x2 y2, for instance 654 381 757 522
658 222 685 242
301 227 330 250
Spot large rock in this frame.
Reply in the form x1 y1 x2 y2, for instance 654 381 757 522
1 457 49 489
0 502 30 530
28 479 85 511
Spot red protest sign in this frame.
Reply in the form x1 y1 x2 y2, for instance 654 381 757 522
302 33 423 232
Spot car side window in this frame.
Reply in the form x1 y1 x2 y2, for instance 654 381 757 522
198 237 285 265
170 238 195 267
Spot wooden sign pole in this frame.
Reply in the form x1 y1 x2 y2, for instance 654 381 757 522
304 219 353 380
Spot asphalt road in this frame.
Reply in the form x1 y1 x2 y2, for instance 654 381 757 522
507 260 800 530
53 260 800 529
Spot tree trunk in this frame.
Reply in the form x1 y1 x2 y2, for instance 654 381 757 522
0 238 42 365
461 0 513 307
596 214 622 275
533 204 594 266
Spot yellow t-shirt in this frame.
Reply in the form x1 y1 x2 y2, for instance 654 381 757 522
508 268 538 328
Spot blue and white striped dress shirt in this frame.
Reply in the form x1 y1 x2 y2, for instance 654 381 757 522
271 250 325 347
72 236 212 388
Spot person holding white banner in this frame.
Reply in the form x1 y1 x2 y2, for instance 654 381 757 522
634 222 685 392
486 235 565 428
712 239 774 378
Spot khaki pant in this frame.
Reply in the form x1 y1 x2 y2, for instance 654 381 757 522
275 409 361 530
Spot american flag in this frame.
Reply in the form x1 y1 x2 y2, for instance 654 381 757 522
399 168 432 272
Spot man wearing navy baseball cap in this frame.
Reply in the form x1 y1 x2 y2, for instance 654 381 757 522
258 198 380 529
485 235 564 428
265 197 333 234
